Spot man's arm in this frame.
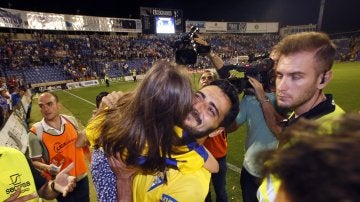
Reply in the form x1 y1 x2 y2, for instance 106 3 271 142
28 132 61 176
99 91 124 110
193 37 224 70
258 100 284 137
37 163 77 199
31 157 61 176
76 129 89 147
247 76 284 137
7 158 77 201
208 51 224 70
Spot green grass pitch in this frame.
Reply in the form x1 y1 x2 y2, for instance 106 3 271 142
32 61 360 202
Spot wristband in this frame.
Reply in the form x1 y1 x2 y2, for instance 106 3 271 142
259 96 270 104
50 181 60 194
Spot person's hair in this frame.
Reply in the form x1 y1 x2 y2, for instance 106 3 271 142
199 70 218 81
39 92 59 102
260 113 360 202
19 86 27 92
95 60 193 174
270 44 280 62
209 79 239 128
95 91 109 108
277 32 336 74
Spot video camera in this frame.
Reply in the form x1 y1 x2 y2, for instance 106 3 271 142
217 53 274 94
172 26 211 65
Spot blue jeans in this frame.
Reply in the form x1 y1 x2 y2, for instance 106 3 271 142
205 156 228 202
240 167 261 202
57 176 90 202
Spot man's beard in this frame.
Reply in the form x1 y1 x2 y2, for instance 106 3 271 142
182 108 218 139
182 124 216 140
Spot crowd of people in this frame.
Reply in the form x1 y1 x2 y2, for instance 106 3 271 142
0 76 29 128
0 30 359 202
0 31 357 85
0 33 283 82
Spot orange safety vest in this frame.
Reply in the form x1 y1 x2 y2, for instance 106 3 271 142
30 116 87 180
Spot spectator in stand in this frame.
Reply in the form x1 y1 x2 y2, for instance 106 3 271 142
10 86 26 107
0 87 10 120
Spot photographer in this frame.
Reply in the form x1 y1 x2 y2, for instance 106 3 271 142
194 35 284 202
230 54 284 202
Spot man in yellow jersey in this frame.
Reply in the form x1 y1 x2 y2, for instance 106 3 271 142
95 78 240 201
132 79 240 202
198 69 230 202
27 92 89 202
256 32 345 202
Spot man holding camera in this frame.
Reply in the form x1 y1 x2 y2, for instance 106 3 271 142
231 55 283 202
195 35 285 202
221 58 282 202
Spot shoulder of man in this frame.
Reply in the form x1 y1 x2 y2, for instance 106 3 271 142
61 114 79 130
29 121 43 139
316 104 345 135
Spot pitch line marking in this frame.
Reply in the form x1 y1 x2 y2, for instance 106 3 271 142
227 163 241 174
62 90 96 107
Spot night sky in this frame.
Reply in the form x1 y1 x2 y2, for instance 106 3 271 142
0 0 359 33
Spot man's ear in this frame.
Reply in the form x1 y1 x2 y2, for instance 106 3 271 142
208 127 225 138
318 70 332 89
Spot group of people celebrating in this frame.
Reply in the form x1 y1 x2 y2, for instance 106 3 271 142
2 31 359 202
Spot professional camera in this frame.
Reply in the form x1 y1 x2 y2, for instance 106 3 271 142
172 26 211 65
217 54 274 94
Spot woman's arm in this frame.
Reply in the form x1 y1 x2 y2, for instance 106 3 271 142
203 147 219 173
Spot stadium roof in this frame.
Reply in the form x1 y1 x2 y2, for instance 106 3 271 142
0 0 359 34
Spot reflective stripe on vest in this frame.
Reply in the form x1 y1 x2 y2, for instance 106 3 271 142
0 146 38 202
257 174 281 202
